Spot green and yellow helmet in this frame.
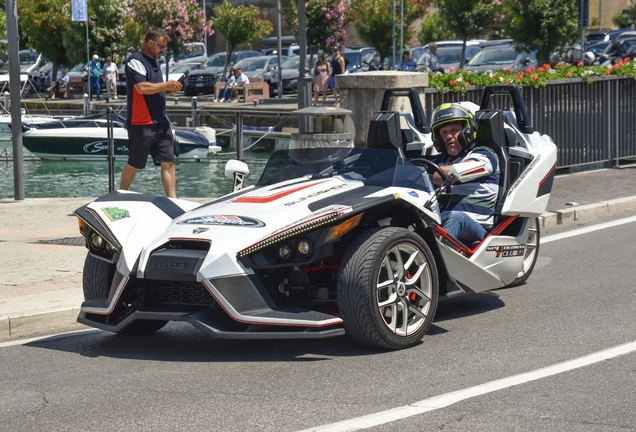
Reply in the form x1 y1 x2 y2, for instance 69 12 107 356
430 103 477 155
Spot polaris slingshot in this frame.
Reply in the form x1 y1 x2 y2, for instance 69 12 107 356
74 85 557 350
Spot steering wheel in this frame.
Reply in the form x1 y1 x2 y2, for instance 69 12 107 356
410 158 452 212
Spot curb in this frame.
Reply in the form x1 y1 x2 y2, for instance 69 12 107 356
539 196 636 229
0 308 84 342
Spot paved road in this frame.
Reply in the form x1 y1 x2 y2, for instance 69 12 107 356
2 212 635 431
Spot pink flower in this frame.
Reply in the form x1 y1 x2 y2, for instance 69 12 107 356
566 71 572 77
450 79 457 86
577 61 584 67
504 67 510 72
605 70 611 75
532 74 538 81
537 67 546 73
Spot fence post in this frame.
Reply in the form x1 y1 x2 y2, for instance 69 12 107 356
107 108 115 192
83 93 90 115
191 97 199 127
235 111 244 161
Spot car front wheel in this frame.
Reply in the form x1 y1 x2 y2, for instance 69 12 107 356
507 217 540 287
337 228 439 350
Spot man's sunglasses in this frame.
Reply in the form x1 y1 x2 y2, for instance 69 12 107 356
151 40 167 52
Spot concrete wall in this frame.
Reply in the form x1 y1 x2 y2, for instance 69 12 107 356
337 71 429 147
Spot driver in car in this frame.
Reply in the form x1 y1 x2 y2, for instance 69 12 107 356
430 103 500 243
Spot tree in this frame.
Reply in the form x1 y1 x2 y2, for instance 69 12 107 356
280 0 350 57
17 0 69 80
213 1 272 81
0 7 7 58
130 0 214 79
350 0 429 68
436 0 503 68
418 12 456 45
503 0 579 66
63 0 133 67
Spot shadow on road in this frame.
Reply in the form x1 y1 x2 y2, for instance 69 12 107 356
24 293 504 362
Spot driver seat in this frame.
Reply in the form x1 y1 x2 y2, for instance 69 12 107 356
473 109 510 216
367 111 406 158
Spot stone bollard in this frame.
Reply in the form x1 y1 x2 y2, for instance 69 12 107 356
336 71 429 147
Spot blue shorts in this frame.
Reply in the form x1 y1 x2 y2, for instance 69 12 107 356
330 76 335 88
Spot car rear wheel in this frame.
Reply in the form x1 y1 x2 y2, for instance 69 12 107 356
507 217 540 287
82 253 167 335
337 228 439 350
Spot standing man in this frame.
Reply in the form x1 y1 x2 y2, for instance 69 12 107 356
119 27 183 198
86 54 102 100
422 43 444 73
102 56 119 101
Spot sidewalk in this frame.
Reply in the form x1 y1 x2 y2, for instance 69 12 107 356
2 166 636 341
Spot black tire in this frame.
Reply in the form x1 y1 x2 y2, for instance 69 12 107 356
337 228 439 350
83 253 114 301
82 254 167 335
507 217 540 287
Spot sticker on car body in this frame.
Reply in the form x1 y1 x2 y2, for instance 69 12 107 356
177 215 265 227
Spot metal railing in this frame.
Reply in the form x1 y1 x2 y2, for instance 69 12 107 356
423 76 636 170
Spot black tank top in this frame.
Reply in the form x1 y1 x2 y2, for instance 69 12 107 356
331 56 343 75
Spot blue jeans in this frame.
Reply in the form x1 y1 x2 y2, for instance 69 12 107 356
89 76 101 99
442 211 488 243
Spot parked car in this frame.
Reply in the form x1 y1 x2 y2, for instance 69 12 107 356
184 50 262 96
263 55 308 95
462 43 538 73
585 29 636 47
341 47 384 73
214 55 285 84
415 45 482 72
169 42 207 66
167 61 203 83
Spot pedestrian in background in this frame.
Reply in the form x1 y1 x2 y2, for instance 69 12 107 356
119 27 182 198
215 68 236 102
330 47 345 108
421 43 444 73
399 51 416 71
230 68 249 103
313 52 331 106
102 56 119 101
48 69 69 99
86 54 102 100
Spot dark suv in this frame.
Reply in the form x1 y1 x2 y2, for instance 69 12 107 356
184 50 261 96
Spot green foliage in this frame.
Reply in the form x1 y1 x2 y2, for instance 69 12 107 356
64 0 133 66
418 12 455 45
436 0 501 42
17 0 68 76
280 0 350 54
612 11 631 29
426 59 636 93
503 0 579 66
0 9 6 55
214 1 272 78
350 0 429 66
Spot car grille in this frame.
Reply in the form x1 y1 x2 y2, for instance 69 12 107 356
148 280 215 306
187 75 215 84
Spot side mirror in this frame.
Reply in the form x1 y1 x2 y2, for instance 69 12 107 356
225 159 250 192
523 58 533 65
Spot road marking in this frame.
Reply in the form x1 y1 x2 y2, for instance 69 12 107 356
298 340 636 432
542 214 636 244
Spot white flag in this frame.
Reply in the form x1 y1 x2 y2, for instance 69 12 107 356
71 0 88 22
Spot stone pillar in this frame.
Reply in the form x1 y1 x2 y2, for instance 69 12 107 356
336 71 429 147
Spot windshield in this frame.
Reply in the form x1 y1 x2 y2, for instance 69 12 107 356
257 147 435 193
437 49 462 63
204 53 238 68
343 52 361 66
19 52 39 65
468 47 519 66
281 56 303 69
236 58 268 71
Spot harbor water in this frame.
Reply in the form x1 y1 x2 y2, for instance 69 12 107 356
0 140 269 199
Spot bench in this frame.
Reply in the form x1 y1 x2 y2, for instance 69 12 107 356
213 77 270 103
54 75 86 99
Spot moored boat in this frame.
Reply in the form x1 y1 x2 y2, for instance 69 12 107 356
21 113 214 161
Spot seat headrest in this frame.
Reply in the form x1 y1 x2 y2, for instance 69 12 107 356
367 111 404 156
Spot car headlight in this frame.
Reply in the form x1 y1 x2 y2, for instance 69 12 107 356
297 238 313 257
90 233 103 249
278 243 293 261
